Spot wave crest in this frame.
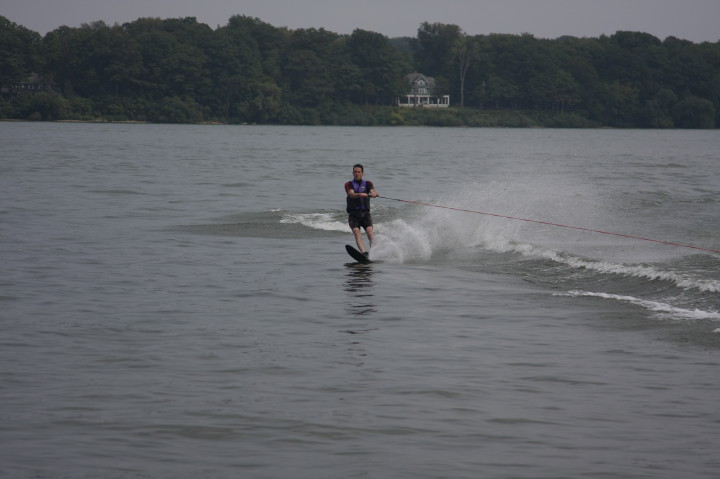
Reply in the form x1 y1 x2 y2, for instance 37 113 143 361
558 290 720 321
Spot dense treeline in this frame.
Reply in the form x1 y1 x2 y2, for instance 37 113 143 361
1 15 718 127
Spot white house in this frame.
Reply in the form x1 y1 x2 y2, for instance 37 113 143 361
397 72 450 108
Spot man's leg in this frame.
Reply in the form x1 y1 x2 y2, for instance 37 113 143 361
352 227 366 253
365 225 374 250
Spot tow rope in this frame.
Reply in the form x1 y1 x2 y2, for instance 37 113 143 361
378 196 720 255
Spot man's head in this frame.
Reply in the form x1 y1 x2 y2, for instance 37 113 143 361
352 164 364 181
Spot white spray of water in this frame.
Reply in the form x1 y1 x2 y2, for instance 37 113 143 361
373 181 720 293
370 210 720 293
279 211 347 232
558 291 720 321
279 177 719 293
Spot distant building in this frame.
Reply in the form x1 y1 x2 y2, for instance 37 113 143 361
397 72 450 108
10 73 59 95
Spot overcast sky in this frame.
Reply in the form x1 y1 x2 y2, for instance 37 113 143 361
4 0 719 43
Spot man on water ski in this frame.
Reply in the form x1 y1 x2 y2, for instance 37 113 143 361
345 164 378 257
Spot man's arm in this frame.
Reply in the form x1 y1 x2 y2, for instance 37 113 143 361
368 182 378 197
346 183 369 198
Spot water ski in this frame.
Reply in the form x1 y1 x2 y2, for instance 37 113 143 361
345 244 372 264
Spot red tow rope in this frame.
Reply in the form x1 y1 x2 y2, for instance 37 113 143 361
378 196 720 255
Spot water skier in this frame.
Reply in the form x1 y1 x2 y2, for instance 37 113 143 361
345 164 378 257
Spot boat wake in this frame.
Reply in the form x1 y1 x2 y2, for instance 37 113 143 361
280 205 720 324
557 290 720 321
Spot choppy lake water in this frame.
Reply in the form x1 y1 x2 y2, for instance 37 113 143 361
1 122 719 478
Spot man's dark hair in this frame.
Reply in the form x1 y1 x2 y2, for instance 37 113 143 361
353 163 364 172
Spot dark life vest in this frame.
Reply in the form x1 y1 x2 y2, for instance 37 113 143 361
346 180 370 215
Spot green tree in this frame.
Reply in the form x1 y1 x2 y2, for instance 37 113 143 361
598 81 642 127
283 49 333 106
346 29 408 104
414 22 462 92
211 18 265 120
0 16 42 90
453 35 479 107
641 88 677 127
673 96 715 128
528 69 581 112
149 95 203 123
15 91 68 120
484 75 520 109
4 13 720 128
281 28 341 107
483 33 545 109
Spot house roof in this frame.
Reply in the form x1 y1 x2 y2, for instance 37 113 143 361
405 72 436 88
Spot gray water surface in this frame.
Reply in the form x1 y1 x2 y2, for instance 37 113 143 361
1 123 719 478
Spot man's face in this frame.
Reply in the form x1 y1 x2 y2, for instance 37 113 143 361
353 167 363 181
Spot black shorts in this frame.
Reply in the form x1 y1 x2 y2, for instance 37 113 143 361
348 213 373 230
